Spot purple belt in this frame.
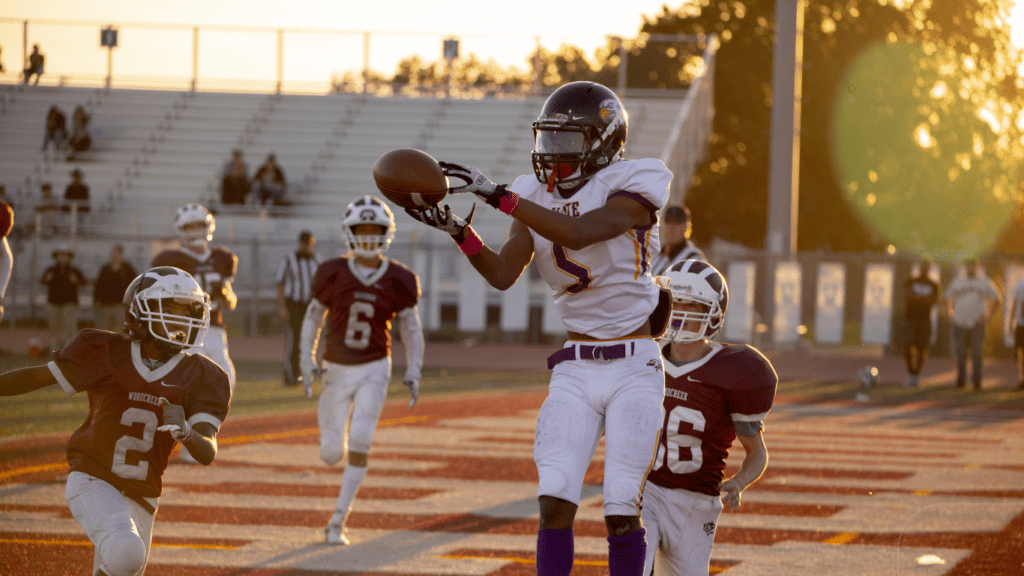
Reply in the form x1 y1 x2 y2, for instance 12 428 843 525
546 341 636 370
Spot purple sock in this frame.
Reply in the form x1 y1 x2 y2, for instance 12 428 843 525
607 528 647 576
537 528 574 576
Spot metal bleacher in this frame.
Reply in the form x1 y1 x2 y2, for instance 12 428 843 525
0 82 710 331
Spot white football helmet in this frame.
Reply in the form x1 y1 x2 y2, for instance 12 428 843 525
123 267 211 354
343 195 395 258
174 203 215 248
663 259 728 343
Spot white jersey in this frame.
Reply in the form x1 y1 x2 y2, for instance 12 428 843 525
509 158 672 339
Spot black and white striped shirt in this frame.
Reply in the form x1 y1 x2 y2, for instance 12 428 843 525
652 241 708 276
276 251 323 303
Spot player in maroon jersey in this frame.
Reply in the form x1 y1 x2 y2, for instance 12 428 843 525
0 199 13 322
643 260 777 576
300 195 424 545
0 267 231 576
152 203 238 393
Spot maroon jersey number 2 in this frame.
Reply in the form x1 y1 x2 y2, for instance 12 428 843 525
112 407 160 480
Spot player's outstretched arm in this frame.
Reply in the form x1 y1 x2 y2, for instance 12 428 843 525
719 431 768 512
512 194 651 251
299 299 328 399
0 365 58 396
406 206 534 291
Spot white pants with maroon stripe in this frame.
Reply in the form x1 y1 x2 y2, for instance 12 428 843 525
318 356 391 465
641 482 723 576
534 338 664 517
65 471 157 576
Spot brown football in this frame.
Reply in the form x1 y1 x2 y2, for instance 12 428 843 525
372 148 448 210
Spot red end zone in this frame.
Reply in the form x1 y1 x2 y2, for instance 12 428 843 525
1 387 1023 575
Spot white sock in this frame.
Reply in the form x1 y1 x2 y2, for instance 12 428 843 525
331 464 367 526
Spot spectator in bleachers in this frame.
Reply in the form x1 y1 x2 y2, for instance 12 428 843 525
42 105 67 152
66 106 92 161
64 169 90 213
23 44 44 85
220 149 250 205
93 244 137 333
40 245 88 354
250 153 287 206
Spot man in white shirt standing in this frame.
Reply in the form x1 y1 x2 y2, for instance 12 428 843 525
945 258 1000 390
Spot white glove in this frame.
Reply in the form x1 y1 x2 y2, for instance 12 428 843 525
157 397 193 442
403 379 419 409
439 161 512 209
1005 333 1015 349
300 366 323 399
439 161 499 195
405 204 475 237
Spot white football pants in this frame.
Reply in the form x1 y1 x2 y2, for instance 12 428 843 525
65 471 157 576
318 356 391 465
534 338 664 517
641 482 723 576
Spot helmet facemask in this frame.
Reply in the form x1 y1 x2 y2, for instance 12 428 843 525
343 196 395 258
345 224 391 258
174 204 215 249
665 297 720 344
662 260 728 344
134 290 210 354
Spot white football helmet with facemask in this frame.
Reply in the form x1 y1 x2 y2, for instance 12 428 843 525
174 203 215 248
343 195 395 258
123 267 211 355
663 259 728 343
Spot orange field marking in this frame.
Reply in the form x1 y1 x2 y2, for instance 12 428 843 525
0 537 237 550
0 462 68 481
823 532 860 545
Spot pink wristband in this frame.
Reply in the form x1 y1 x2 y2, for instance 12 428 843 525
498 191 519 215
458 228 483 256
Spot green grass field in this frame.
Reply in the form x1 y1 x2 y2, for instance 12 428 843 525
0 354 550 438
2 353 1022 438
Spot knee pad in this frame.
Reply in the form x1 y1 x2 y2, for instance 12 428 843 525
99 532 146 576
320 443 345 466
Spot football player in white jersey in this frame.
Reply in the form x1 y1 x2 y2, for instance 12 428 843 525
407 81 671 576
644 260 777 576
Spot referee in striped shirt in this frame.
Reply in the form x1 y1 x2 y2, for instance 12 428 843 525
277 230 324 387
652 204 707 276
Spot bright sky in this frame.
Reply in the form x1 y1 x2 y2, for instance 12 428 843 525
0 0 677 89
3 1 1024 90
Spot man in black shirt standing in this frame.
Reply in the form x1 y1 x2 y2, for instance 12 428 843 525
40 245 88 353
903 258 941 387
93 244 137 333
